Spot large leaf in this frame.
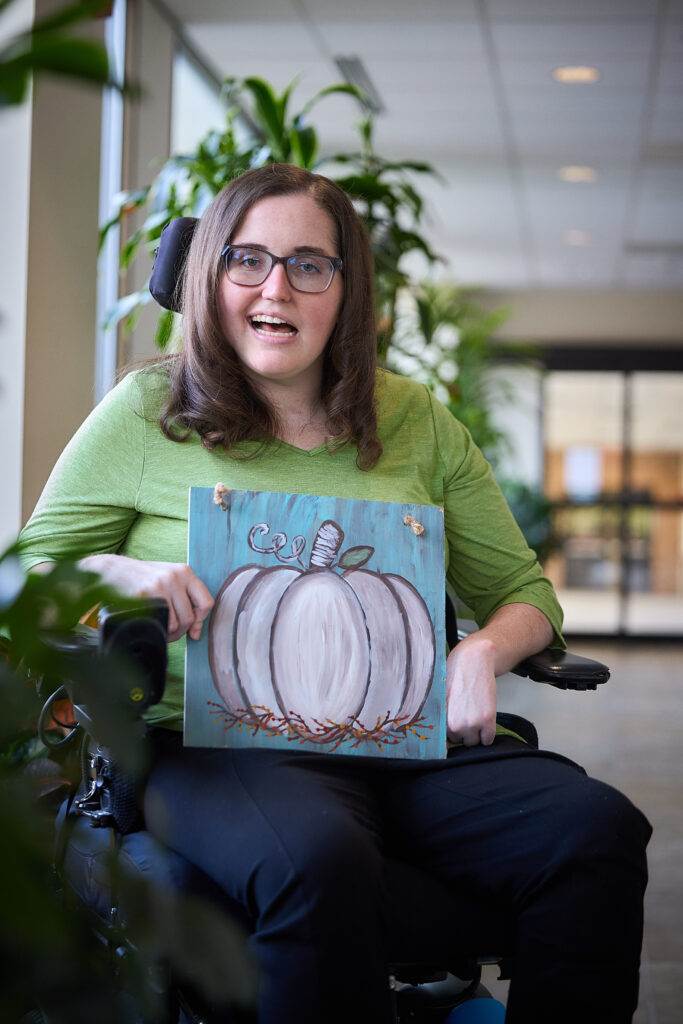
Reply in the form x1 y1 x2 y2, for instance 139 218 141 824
276 74 301 124
0 0 116 108
296 81 367 120
289 123 317 169
240 76 289 159
100 287 152 332
26 0 112 36
334 174 399 204
374 158 439 176
389 226 442 263
0 61 27 104
154 308 177 350
98 187 150 250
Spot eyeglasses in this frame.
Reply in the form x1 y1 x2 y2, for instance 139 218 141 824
221 244 343 294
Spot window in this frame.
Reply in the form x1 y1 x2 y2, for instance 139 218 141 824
171 49 225 154
542 365 683 637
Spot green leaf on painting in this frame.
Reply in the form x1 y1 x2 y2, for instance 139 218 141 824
337 546 375 570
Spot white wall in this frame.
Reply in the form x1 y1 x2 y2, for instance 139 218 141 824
482 288 683 344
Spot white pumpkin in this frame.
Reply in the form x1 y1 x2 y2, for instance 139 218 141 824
208 519 435 743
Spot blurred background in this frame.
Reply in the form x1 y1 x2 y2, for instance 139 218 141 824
1 1 681 1020
4 0 683 640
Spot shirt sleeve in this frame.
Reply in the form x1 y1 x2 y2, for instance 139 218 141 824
427 391 565 648
17 373 147 570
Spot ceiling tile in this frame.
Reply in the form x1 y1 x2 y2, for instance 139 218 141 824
491 20 656 59
166 0 683 293
486 0 660 19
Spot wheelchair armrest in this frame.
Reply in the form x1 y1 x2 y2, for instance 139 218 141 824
455 618 609 690
42 599 169 716
511 648 610 690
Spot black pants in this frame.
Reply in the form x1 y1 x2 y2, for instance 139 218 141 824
144 734 652 1024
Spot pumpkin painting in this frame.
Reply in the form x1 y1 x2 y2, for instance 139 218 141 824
208 518 436 749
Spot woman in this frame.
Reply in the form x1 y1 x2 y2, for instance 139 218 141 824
19 164 651 1024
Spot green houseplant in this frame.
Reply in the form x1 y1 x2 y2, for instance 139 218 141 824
388 281 529 466
0 0 128 108
101 74 440 350
387 281 558 562
0 548 257 1023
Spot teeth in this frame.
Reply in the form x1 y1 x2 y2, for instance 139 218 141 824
249 313 297 337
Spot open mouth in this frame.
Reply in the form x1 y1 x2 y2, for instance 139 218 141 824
248 314 297 338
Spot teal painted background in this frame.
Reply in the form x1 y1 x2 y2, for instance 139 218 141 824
185 488 446 759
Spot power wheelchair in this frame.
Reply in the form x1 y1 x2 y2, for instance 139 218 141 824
37 218 611 1022
40 595 609 1024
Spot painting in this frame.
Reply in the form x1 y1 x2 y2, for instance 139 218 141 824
184 487 447 759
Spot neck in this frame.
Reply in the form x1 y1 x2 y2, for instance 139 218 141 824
256 375 329 450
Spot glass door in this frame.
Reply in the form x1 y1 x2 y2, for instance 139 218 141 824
625 374 683 634
542 369 683 637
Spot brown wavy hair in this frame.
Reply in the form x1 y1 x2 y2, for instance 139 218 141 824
160 163 382 469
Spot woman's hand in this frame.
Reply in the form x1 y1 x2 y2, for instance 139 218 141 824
445 635 498 746
444 602 555 747
79 554 214 644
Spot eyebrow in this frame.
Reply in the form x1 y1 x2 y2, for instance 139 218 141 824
292 245 332 255
236 242 335 257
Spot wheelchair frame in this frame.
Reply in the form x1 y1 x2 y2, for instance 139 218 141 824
40 598 608 1024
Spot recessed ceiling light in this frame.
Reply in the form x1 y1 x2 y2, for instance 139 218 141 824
552 65 601 83
565 229 593 246
558 165 598 183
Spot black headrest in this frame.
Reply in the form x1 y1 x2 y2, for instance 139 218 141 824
149 217 198 313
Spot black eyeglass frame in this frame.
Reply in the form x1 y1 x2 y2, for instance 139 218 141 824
220 244 343 294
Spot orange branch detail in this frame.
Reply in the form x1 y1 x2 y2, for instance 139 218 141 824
207 701 432 750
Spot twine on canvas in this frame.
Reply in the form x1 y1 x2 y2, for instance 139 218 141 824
214 482 230 509
403 514 425 536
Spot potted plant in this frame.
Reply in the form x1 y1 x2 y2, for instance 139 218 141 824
387 281 557 561
100 73 441 351
0 548 257 1023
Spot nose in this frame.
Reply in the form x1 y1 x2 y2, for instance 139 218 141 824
261 260 292 301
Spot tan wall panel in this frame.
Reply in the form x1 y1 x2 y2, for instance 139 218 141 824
21 1 104 523
119 0 174 367
483 289 683 344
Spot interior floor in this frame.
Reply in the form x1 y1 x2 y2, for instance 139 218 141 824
481 640 683 1023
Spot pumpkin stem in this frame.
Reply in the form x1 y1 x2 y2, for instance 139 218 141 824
310 520 344 568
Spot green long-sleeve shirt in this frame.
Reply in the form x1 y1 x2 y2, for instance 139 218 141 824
18 366 563 726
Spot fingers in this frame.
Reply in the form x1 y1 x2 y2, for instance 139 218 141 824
137 562 213 643
163 566 214 643
85 555 214 643
445 638 497 747
448 718 497 748
186 574 215 641
449 712 497 747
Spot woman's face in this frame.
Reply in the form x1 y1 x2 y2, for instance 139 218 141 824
217 193 343 397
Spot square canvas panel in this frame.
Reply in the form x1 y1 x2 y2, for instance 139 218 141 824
185 487 447 759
